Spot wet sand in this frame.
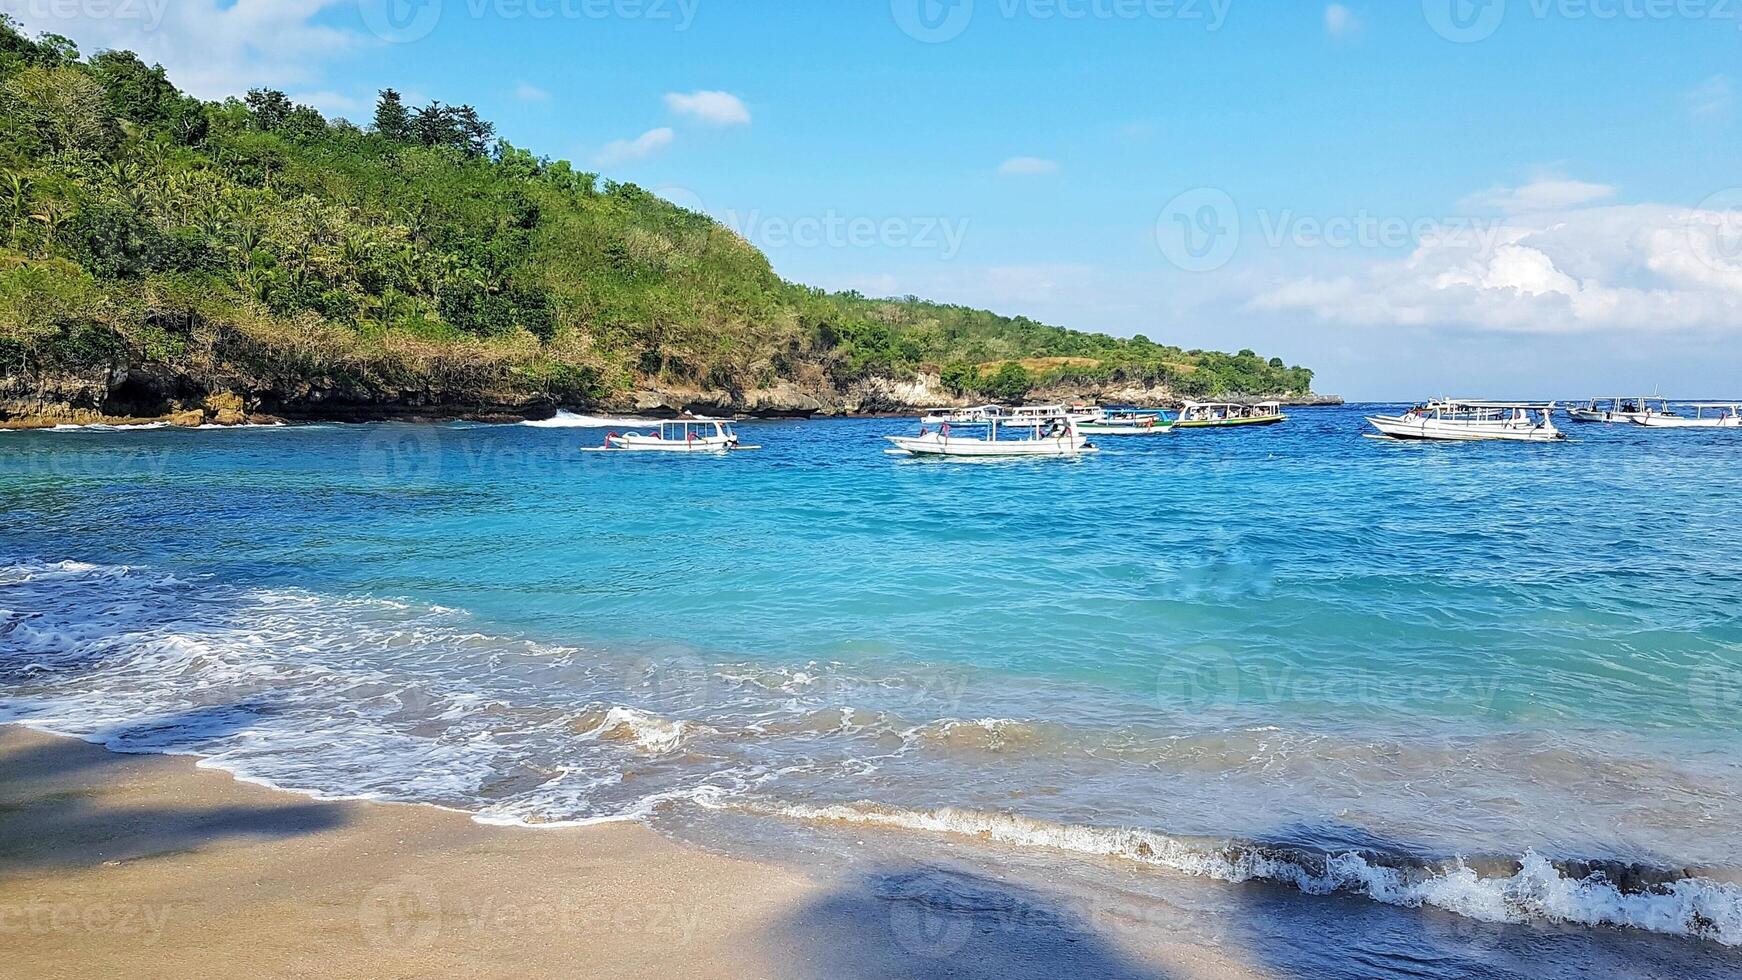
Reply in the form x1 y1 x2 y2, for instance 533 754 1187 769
0 725 1264 979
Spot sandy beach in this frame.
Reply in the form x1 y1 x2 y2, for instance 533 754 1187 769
0 725 1265 979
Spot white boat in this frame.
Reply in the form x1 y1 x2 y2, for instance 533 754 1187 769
1076 410 1175 435
885 416 1097 458
1007 403 1102 425
1366 400 1565 442
1567 397 1673 424
1631 402 1742 428
920 405 1008 425
1174 401 1287 428
584 418 759 452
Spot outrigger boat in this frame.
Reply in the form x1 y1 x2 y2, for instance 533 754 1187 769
1567 397 1674 424
1076 409 1175 435
1366 400 1564 442
886 415 1097 458
1631 402 1742 428
584 418 759 452
1174 401 1287 428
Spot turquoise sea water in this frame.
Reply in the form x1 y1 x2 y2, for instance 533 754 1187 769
3 406 1741 960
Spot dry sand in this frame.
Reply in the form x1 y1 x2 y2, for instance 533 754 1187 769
0 725 1266 979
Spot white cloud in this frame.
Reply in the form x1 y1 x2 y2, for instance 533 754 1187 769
663 90 752 127
7 0 358 100
594 127 676 166
515 82 551 103
1687 74 1733 120
1249 198 1742 334
1324 4 1359 37
997 157 1061 176
1460 178 1617 215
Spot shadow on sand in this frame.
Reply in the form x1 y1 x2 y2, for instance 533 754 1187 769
767 865 1175 980
0 705 346 879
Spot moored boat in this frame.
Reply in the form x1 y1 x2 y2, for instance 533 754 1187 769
1567 397 1673 424
1007 403 1102 425
1366 400 1564 442
885 416 1097 458
1630 402 1742 428
584 418 758 452
1076 409 1175 435
1174 401 1287 428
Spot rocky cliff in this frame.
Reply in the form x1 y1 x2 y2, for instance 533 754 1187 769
0 365 1337 429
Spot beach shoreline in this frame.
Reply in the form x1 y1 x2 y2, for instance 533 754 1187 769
0 724 1264 979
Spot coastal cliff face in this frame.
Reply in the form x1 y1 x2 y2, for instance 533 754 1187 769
0 364 1337 428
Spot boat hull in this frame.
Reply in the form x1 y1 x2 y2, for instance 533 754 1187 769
1076 423 1175 435
1366 415 1564 442
1566 409 1651 424
1631 416 1741 428
603 436 738 452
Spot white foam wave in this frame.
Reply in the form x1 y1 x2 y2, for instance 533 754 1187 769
47 421 171 432
759 802 1742 946
521 411 664 429
578 706 695 754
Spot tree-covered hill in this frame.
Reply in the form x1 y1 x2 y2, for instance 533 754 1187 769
0 17 1315 422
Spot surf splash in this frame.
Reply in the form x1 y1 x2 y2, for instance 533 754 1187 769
739 800 1742 946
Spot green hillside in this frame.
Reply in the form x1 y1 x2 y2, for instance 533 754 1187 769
0 17 1313 420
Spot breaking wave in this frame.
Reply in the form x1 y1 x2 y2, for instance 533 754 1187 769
747 800 1742 946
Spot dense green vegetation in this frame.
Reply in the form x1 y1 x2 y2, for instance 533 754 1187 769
0 18 1312 414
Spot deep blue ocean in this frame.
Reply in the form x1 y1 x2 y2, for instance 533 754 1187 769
3 405 1740 967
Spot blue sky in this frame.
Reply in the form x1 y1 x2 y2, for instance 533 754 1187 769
18 1 1742 399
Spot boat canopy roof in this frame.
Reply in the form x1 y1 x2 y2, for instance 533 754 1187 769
1433 399 1557 409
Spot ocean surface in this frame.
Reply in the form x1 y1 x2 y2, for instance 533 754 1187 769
4 406 1741 973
